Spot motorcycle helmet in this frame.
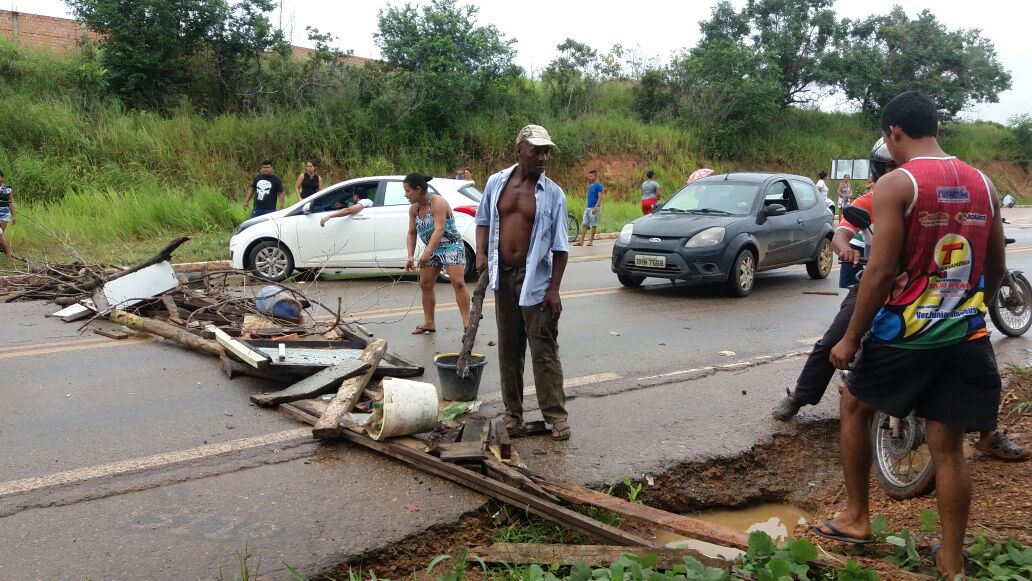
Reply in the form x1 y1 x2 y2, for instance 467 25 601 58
869 137 896 182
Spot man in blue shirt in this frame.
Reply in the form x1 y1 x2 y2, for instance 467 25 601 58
475 124 572 440
574 170 603 246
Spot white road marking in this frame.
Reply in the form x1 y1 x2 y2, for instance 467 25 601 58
0 428 311 498
479 372 621 404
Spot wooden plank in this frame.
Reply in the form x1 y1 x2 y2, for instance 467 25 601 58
93 328 130 340
312 339 388 438
460 418 489 443
250 359 372 407
469 543 728 570
494 418 512 459
536 480 749 550
208 324 269 368
438 441 486 463
161 295 186 325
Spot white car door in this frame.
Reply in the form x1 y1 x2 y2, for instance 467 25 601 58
296 181 380 268
370 180 415 269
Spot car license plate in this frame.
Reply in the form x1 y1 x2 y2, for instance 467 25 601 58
634 255 666 268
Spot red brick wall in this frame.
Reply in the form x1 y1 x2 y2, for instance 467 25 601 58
0 10 102 52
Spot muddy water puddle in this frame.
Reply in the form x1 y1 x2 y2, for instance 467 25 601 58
656 503 812 560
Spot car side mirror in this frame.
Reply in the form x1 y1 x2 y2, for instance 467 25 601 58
302 202 312 214
764 204 787 217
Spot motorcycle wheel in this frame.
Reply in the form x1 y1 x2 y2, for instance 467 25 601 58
989 273 1032 337
871 411 936 500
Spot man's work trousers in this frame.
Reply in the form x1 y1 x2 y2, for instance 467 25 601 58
495 263 567 424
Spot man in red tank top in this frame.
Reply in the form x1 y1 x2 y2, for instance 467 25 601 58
818 92 1007 579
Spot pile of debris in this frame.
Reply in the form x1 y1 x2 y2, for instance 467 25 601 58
1 239 817 576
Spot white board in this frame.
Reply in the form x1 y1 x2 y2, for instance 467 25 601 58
93 261 178 312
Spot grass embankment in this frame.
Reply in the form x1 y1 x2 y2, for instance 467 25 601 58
0 42 1025 264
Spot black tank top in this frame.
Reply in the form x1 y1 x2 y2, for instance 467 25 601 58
0 185 10 207
300 173 320 199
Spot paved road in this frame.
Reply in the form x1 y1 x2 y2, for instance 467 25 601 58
4 213 1032 578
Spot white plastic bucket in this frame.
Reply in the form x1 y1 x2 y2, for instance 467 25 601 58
370 377 440 441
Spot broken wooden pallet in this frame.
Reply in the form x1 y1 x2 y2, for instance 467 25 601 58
312 339 388 438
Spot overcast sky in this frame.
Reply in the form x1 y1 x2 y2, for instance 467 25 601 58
18 0 1031 123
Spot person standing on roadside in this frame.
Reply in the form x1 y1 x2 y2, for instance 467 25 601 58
837 173 852 217
403 173 471 335
815 170 830 202
574 170 602 246
243 160 285 218
475 124 571 441
641 170 661 215
295 160 323 201
463 167 475 186
817 91 1006 580
0 170 16 259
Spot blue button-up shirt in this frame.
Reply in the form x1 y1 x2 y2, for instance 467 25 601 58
476 164 570 306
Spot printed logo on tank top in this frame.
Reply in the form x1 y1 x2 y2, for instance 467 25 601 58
937 186 969 203
917 211 950 227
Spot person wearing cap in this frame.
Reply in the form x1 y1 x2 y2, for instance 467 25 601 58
475 124 572 441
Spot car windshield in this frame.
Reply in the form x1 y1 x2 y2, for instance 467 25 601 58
661 182 758 216
458 185 482 203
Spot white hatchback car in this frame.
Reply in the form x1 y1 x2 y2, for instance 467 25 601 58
230 176 482 281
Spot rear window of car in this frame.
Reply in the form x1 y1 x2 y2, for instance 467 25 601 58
458 185 482 203
663 182 758 215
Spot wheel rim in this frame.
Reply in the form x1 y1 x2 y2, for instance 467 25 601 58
874 413 934 488
997 282 1032 331
255 246 288 279
819 241 833 274
738 254 755 291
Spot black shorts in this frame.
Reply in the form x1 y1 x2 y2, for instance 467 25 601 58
847 337 1001 432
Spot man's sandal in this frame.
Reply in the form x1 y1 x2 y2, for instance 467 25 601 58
551 420 571 441
977 431 1030 461
502 415 523 433
411 326 436 335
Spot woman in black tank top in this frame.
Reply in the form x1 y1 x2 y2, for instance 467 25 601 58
295 160 323 200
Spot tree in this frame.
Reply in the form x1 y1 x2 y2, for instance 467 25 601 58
633 68 672 123
374 0 519 131
541 39 598 118
698 0 838 107
669 39 785 157
827 7 1011 118
67 0 225 109
67 0 285 111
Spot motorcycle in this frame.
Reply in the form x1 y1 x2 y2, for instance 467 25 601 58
841 206 1030 499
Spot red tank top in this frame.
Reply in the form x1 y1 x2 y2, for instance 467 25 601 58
869 157 994 349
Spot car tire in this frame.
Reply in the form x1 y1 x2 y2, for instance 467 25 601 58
726 249 756 297
618 273 645 288
806 237 834 280
438 243 477 283
248 240 294 282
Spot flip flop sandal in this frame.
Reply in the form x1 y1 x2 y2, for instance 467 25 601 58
551 420 571 441
411 326 436 335
977 431 1030 461
931 544 973 577
812 520 875 544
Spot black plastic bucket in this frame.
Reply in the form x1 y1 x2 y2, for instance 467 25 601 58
433 353 487 401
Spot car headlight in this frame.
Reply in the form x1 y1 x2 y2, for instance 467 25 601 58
685 227 725 248
617 224 634 245
234 218 260 236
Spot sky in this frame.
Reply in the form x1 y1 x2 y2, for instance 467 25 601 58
17 0 1032 123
